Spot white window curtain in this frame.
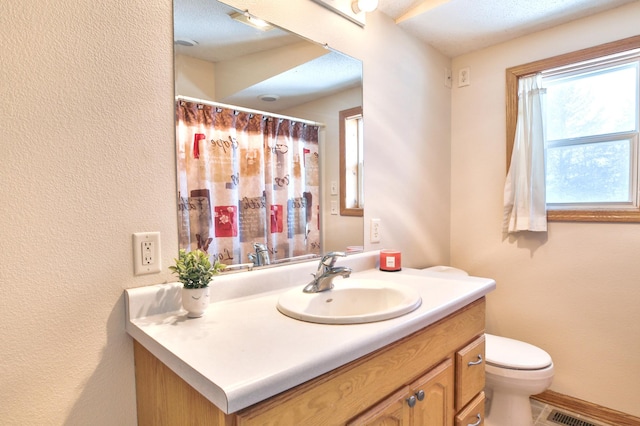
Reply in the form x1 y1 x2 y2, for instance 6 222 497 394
503 73 547 234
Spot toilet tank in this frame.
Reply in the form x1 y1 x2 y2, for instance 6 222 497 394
421 266 469 276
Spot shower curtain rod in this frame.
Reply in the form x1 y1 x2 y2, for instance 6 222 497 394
176 96 326 127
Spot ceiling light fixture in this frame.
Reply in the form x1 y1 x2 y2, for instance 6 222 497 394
351 0 378 14
229 11 274 31
174 38 198 47
259 94 280 102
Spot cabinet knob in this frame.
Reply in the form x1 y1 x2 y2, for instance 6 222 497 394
467 413 482 426
415 389 425 401
406 395 417 408
468 354 483 366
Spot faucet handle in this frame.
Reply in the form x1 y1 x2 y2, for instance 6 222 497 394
253 242 268 252
321 251 346 267
250 242 270 266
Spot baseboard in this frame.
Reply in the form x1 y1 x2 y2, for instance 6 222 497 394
532 390 640 426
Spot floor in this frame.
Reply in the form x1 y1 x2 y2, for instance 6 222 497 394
531 399 613 426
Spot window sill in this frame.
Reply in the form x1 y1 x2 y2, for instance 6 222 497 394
548 209 640 222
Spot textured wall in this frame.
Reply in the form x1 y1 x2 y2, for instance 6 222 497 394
0 0 450 424
0 0 175 423
450 2 640 417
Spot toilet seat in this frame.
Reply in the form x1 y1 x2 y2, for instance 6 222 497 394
485 333 552 370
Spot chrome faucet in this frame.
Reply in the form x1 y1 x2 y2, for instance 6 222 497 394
248 243 270 266
303 251 352 293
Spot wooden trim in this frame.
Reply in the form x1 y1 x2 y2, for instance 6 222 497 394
505 68 519 168
339 106 363 217
532 390 640 426
505 35 640 223
548 209 640 222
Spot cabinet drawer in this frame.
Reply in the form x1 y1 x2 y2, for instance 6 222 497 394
455 334 485 411
455 391 485 426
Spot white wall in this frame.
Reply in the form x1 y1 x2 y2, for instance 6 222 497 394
1 0 175 424
450 2 640 417
175 53 216 100
0 0 450 423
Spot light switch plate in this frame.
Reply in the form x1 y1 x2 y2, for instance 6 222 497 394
330 180 338 195
133 232 161 275
444 67 452 88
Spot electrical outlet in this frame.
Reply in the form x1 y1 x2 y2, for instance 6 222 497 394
370 218 381 243
133 232 161 275
330 200 338 215
142 241 154 265
458 67 471 87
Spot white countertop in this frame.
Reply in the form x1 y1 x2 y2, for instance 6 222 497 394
125 253 495 414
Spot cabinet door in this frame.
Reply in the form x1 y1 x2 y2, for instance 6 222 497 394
410 358 455 426
455 335 485 411
347 387 411 426
348 359 455 426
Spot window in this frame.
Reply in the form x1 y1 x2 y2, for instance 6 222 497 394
544 59 639 208
339 106 364 216
506 35 640 222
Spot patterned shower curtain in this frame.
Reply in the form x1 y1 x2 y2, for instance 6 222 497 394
176 99 321 265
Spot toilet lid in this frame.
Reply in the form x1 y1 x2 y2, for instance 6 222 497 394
485 334 552 370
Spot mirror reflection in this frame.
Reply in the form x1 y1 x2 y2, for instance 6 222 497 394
340 106 364 217
174 0 364 267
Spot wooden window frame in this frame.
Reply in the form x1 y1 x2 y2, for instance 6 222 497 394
506 35 640 222
339 106 364 217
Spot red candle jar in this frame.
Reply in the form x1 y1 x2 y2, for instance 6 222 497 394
380 250 402 272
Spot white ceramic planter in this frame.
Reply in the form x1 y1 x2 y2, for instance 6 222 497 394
182 287 210 318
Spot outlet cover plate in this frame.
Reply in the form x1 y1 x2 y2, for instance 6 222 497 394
370 218 381 243
133 232 161 275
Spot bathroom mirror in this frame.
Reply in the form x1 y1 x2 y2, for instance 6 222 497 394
174 0 364 267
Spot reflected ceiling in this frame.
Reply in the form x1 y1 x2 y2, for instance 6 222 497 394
174 0 362 111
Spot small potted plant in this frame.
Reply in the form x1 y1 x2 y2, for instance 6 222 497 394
169 249 226 317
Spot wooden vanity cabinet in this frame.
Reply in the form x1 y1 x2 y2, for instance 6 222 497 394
133 298 486 426
344 330 486 426
347 358 455 426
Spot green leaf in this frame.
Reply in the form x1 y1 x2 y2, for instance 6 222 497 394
169 249 226 288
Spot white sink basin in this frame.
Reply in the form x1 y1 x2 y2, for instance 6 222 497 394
276 278 422 324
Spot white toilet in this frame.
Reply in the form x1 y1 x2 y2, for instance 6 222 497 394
484 333 554 426
419 266 555 426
